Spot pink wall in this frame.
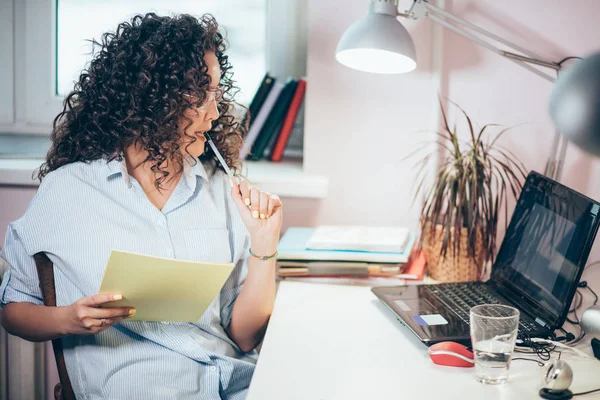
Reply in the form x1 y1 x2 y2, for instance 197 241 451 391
1 0 600 344
302 0 600 296
438 0 600 288
303 0 438 231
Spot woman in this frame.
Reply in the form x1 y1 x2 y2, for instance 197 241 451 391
0 13 282 399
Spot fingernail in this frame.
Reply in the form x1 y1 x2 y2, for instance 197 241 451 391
252 210 259 219
229 179 234 188
129 309 136 316
244 198 250 206
260 213 265 219
114 294 122 301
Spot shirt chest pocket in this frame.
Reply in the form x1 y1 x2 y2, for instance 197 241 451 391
182 229 232 263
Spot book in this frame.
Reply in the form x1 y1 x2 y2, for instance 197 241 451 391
278 276 408 287
306 225 410 253
239 82 284 159
249 78 299 161
270 78 307 162
277 227 416 263
247 73 275 128
276 260 403 277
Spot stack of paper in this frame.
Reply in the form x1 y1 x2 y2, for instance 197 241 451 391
306 226 410 253
276 227 424 280
99 250 234 322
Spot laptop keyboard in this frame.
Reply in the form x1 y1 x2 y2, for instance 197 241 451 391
424 283 540 333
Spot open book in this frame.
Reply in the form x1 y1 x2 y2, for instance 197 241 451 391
306 225 410 253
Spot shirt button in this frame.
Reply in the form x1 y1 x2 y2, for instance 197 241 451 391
210 366 217 372
161 322 170 325
158 219 165 226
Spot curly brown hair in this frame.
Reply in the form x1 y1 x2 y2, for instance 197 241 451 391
38 13 247 187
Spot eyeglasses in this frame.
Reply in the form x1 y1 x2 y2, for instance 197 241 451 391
182 87 224 108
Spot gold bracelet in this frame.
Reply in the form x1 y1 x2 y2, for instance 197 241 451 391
248 248 278 261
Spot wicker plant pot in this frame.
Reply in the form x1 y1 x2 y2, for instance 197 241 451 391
422 223 485 282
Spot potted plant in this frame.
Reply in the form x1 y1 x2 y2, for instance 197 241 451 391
412 99 528 282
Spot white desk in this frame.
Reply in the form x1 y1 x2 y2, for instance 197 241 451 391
247 281 600 399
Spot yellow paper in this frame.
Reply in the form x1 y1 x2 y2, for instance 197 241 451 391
99 250 234 322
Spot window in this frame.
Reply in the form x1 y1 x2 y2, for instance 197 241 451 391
56 0 266 106
1 0 306 132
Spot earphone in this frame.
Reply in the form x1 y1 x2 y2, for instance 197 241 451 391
539 360 574 400
539 359 600 399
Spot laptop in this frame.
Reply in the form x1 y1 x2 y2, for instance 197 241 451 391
372 171 600 345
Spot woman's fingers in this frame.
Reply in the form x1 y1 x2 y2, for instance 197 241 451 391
88 315 130 332
83 293 123 307
259 191 269 219
87 306 136 320
250 187 260 218
239 179 251 207
229 177 279 220
268 194 282 218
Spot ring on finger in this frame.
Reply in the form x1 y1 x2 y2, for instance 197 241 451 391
100 318 106 327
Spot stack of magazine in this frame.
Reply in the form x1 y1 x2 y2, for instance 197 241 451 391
240 73 306 162
276 226 425 285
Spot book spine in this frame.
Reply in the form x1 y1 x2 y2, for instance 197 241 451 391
247 73 275 128
249 79 298 161
270 79 306 162
239 82 284 159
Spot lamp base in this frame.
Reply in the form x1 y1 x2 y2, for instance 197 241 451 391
539 388 573 400
592 338 600 360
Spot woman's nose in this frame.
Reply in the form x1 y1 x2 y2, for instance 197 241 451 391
206 98 220 121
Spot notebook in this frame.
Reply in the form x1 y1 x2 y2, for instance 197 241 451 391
306 225 410 253
278 227 415 263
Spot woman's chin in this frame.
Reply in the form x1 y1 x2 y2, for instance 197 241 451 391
183 143 205 158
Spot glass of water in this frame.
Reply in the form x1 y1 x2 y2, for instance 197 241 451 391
470 304 520 385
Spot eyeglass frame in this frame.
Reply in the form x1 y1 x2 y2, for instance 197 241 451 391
181 87 224 109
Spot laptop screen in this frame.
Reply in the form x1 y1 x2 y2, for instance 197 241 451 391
491 172 600 327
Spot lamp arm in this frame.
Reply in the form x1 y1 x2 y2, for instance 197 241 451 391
402 0 568 181
405 0 558 83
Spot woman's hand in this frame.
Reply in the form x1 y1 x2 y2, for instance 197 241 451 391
230 178 283 240
61 294 135 335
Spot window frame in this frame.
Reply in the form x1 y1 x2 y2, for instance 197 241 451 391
0 0 307 136
0 0 15 126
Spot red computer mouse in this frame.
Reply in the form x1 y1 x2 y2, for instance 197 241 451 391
428 341 475 368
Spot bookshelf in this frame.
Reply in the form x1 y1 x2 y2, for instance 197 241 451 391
0 158 329 199
243 159 328 199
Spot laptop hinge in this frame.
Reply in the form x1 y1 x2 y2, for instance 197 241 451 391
488 279 557 330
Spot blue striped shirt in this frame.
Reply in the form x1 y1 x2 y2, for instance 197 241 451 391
0 157 257 399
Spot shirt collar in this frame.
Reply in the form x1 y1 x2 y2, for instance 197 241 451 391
183 156 209 189
104 157 131 186
104 156 209 185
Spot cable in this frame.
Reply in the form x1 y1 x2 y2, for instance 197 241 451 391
529 338 597 360
512 357 545 367
557 56 583 66
581 282 598 305
516 331 557 362
574 387 600 396
585 260 600 270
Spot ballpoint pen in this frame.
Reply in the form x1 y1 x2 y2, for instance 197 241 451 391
204 132 235 181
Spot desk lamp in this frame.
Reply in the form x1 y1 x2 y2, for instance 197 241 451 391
335 0 600 347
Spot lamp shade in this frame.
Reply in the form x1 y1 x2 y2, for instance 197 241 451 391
549 52 600 156
335 2 417 74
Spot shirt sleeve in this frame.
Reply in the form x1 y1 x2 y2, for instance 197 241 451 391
219 236 250 331
0 223 43 307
